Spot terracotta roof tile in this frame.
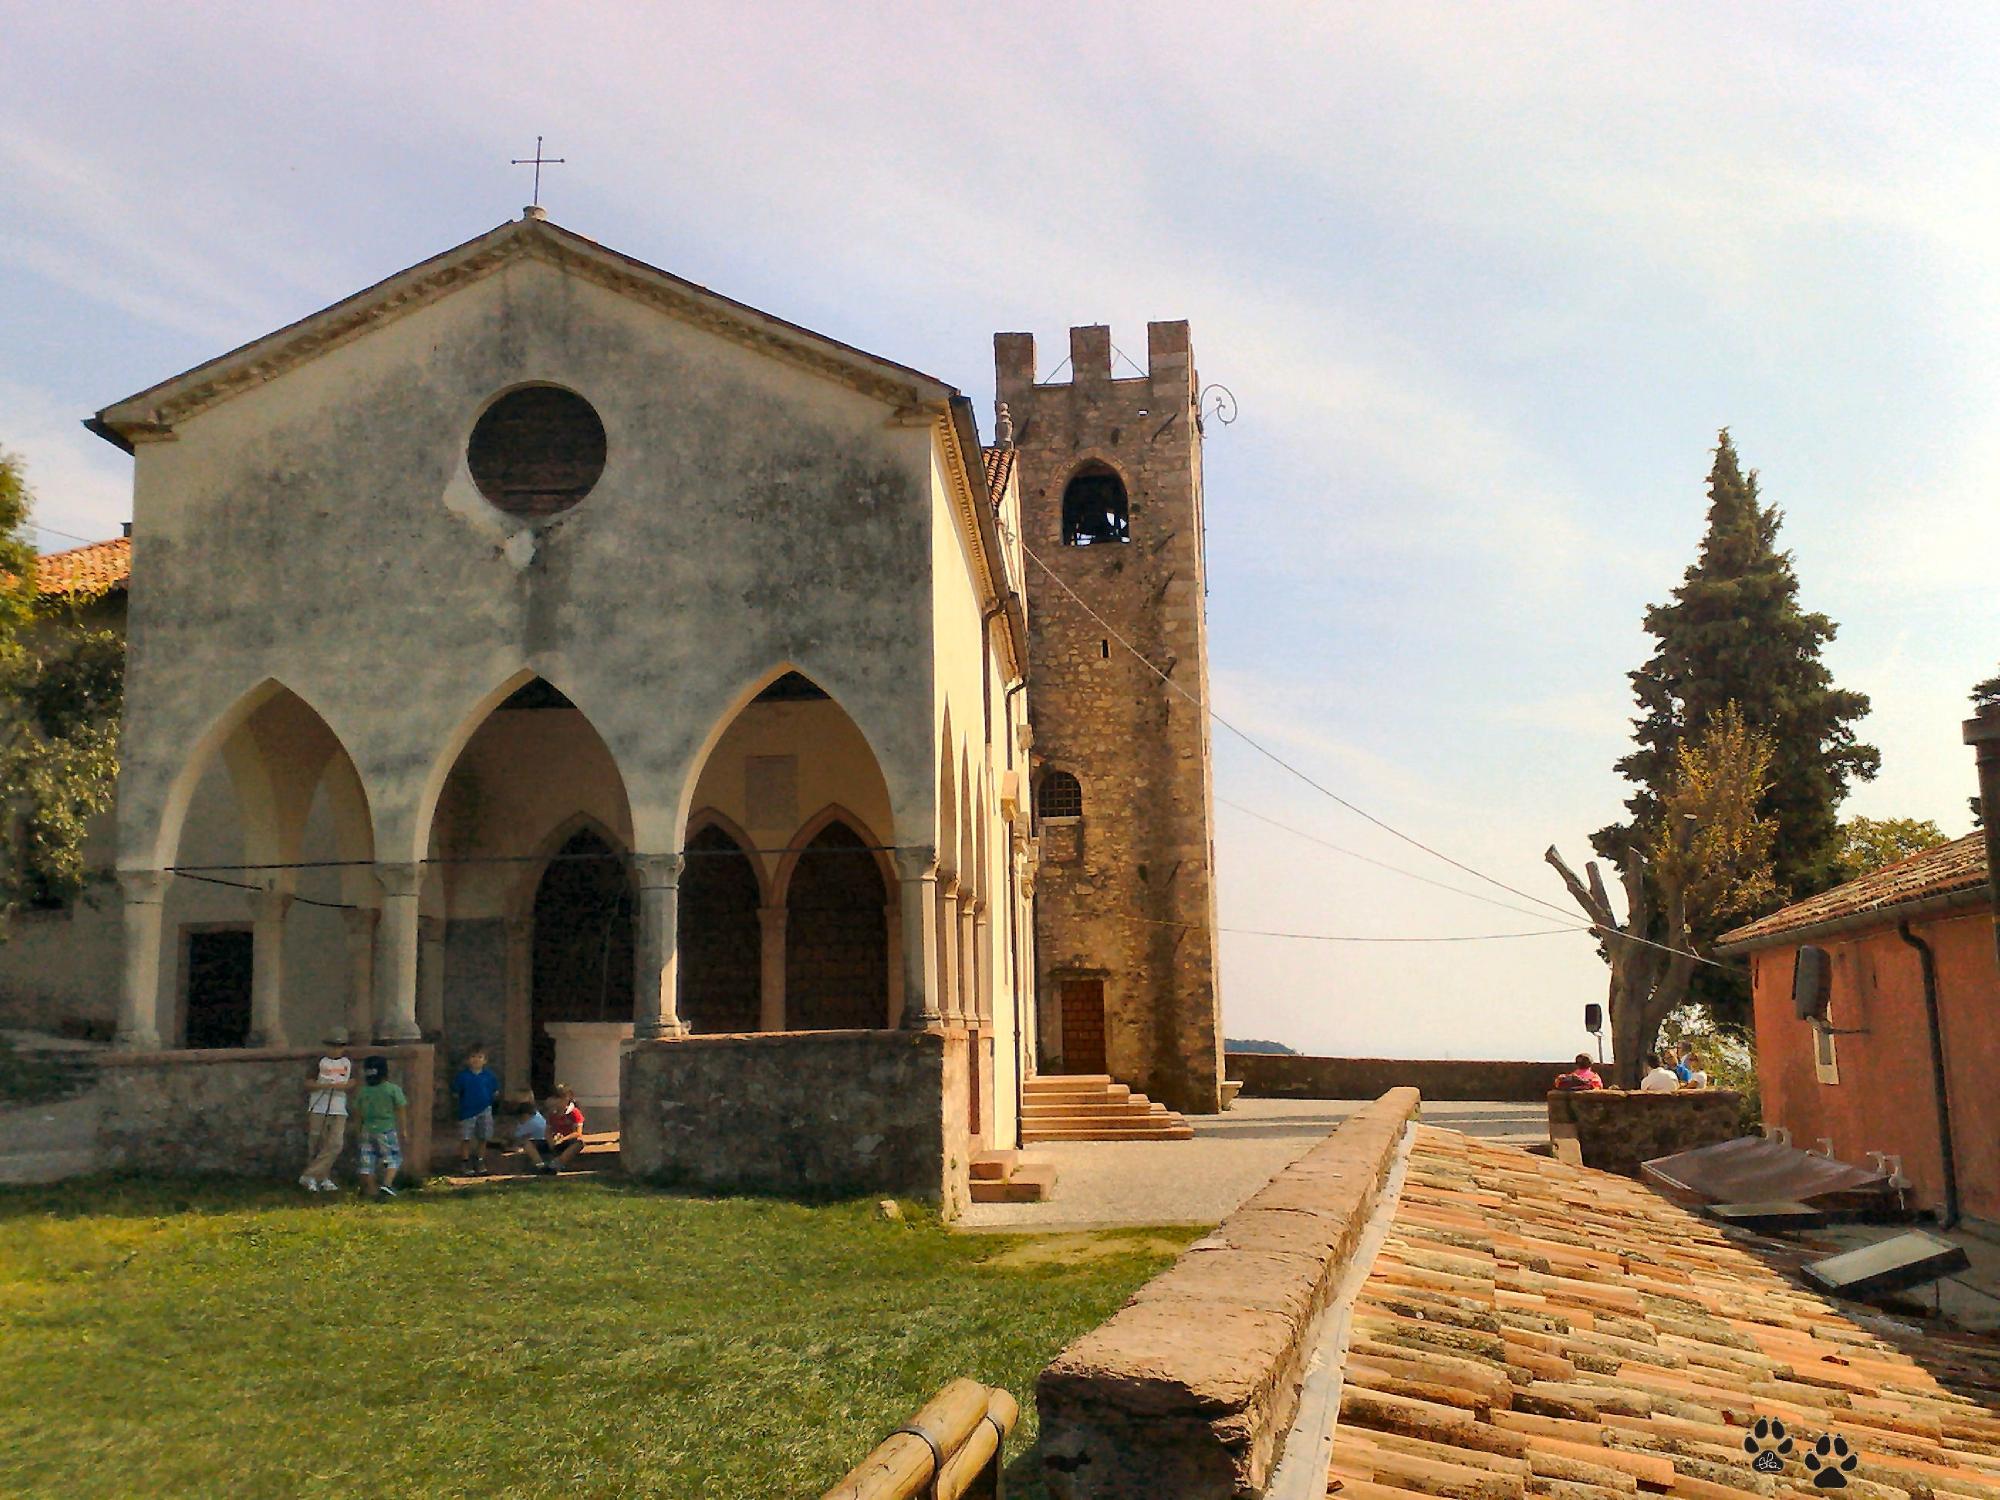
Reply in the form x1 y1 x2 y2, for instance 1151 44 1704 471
982 445 1014 508
1717 835 1988 950
35 537 131 598
1329 1128 2000 1500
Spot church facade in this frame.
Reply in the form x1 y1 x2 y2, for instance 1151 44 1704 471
4 210 1223 1189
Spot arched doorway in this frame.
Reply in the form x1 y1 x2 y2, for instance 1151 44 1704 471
530 827 634 1096
679 821 762 1033
785 820 889 1030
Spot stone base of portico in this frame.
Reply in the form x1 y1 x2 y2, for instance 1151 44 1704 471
620 1029 970 1217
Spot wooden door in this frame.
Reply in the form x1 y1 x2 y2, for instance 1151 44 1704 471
1058 979 1106 1075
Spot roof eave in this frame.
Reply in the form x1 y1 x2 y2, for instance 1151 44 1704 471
90 215 962 443
1714 883 1992 955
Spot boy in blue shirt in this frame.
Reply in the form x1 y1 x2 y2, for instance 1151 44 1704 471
451 1045 502 1175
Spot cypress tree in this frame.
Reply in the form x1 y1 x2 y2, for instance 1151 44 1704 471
1596 431 1878 905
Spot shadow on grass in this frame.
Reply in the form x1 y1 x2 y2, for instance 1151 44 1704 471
0 1168 949 1230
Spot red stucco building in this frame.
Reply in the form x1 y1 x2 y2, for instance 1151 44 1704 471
1718 832 1999 1225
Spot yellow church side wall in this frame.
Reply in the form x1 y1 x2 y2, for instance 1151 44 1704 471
926 439 1028 1147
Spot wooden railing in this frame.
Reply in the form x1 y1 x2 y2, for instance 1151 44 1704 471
820 1378 1019 1500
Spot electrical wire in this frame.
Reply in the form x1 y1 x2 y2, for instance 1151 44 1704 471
1123 911 1581 943
1019 539 1740 972
30 522 110 548
1218 795 1579 927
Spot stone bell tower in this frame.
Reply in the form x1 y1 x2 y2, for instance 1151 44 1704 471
995 321 1223 1114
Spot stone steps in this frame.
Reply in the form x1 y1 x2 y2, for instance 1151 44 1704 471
968 1149 1057 1202
1020 1073 1193 1144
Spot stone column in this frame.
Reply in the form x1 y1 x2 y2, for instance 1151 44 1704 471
342 906 378 1044
503 915 533 1095
883 896 904 1027
633 853 686 1039
115 869 168 1051
972 905 993 1023
938 880 962 1025
960 900 980 1024
246 885 292 1048
373 862 423 1042
894 848 942 1029
417 914 447 1035
757 904 787 1031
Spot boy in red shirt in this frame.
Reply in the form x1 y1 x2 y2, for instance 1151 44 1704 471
521 1084 586 1176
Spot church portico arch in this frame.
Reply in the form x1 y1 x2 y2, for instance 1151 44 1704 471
424 678 643 1091
116 678 377 1055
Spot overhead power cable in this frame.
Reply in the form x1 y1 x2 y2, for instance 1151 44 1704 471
1019 541 1739 973
1124 911 1582 943
1217 796 1575 928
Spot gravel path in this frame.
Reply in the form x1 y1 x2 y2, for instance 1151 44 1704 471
954 1097 1546 1232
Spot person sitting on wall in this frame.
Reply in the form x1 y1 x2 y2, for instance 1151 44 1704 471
1681 1052 1710 1090
1639 1053 1681 1092
518 1085 586 1176
1669 1043 1694 1085
1554 1054 1605 1091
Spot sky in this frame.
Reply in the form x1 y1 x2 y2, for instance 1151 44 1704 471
3 3 1995 1060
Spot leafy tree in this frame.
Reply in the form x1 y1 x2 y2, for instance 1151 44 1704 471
1595 431 1876 1025
1833 815 1948 881
0 450 124 921
1554 706 1777 1084
1974 669 2000 711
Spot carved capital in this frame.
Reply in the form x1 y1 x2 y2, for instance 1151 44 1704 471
891 846 938 886
632 852 685 890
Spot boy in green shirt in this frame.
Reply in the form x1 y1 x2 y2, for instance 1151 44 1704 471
355 1056 409 1199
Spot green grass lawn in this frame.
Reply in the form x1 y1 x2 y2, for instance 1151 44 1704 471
0 1175 1191 1498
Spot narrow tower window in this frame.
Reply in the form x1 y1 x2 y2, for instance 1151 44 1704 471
1038 770 1084 820
1061 464 1129 546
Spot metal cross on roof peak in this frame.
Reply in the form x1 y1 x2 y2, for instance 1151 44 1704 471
510 135 565 209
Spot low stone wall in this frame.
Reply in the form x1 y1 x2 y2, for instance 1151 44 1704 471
1232 1052 1570 1103
621 1029 970 1217
1547 1088 1745 1176
1038 1087 1421 1499
94 1043 436 1181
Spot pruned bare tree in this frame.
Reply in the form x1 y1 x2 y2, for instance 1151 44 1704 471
1550 706 1776 1086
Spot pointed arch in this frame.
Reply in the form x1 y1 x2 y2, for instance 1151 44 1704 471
678 818 763 1034
782 812 891 1031
937 704 959 883
676 663 894 872
772 803 898 904
672 660 895 847
409 667 539 866
684 806 770 905
147 676 376 888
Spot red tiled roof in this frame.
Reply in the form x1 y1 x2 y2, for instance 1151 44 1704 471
35 537 131 598
982 445 1014 508
1717 832 1988 950
1332 1126 2000 1499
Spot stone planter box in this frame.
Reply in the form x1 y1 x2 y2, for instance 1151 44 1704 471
1547 1087 1745 1177
544 1021 632 1111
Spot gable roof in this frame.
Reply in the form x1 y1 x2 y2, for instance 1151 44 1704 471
1716 832 1990 952
36 536 130 598
89 211 962 453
